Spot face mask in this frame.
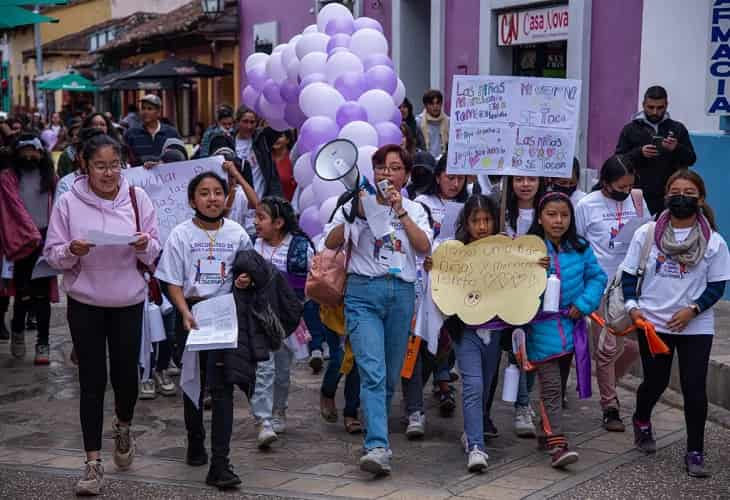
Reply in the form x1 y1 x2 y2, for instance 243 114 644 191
608 189 630 202
666 195 699 219
194 209 224 224
18 158 39 170
551 184 577 196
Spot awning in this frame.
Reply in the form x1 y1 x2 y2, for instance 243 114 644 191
0 6 58 28
35 69 74 83
38 73 97 92
0 1 67 5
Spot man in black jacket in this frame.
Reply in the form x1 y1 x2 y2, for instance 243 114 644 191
615 86 696 215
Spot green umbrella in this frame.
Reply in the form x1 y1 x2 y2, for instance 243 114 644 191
38 73 97 92
0 1 66 5
0 6 58 28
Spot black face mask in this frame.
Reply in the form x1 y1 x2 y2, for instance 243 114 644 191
194 210 224 224
18 158 39 170
666 195 699 219
551 184 577 196
608 189 630 202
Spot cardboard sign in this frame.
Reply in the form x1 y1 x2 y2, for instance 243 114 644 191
430 235 547 325
123 156 226 243
447 75 581 178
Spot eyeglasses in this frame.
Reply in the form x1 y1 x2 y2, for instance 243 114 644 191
373 164 405 173
90 161 122 173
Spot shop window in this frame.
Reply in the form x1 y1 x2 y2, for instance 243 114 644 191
512 41 566 78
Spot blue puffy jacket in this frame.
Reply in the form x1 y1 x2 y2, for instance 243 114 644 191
527 240 607 363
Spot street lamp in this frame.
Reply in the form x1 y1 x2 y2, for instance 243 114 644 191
201 0 225 19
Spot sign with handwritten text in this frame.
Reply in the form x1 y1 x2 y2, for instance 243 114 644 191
447 75 581 178
123 156 226 243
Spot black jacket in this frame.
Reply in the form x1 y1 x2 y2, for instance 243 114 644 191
124 122 181 166
225 250 302 390
615 112 696 215
242 130 283 198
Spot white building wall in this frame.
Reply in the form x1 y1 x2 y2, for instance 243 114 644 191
110 0 190 18
639 0 717 132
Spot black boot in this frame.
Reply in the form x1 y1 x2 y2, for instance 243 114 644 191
186 435 208 466
205 458 241 489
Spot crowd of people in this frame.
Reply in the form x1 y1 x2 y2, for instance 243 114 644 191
0 84 727 497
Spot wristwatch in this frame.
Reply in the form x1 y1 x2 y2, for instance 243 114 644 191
690 304 701 316
397 210 408 219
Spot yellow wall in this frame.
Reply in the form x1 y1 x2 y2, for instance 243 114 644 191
40 0 112 44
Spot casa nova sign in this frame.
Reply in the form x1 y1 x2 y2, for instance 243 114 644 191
498 5 569 47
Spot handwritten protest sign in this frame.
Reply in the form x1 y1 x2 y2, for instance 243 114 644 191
430 235 547 325
123 156 225 243
447 75 581 178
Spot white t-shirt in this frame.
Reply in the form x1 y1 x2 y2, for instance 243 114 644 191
55 171 78 204
621 223 730 335
226 186 249 229
236 137 265 233
254 234 314 274
324 197 433 283
575 190 650 279
235 137 252 163
505 208 535 237
571 189 587 206
155 218 252 299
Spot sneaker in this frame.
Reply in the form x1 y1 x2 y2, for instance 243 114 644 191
75 459 104 496
632 415 656 454
0 321 9 343
483 417 499 439
256 421 278 449
359 447 392 475
405 411 426 440
551 446 579 468
460 432 469 454
309 349 323 374
186 436 208 466
438 388 456 417
685 451 711 478
34 344 50 365
205 459 242 490
166 360 181 377
514 406 536 438
10 330 25 359
467 445 489 473
272 409 287 434
112 418 135 470
139 379 157 400
153 370 176 396
602 407 625 432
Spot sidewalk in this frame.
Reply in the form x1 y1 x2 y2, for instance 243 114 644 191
0 305 702 499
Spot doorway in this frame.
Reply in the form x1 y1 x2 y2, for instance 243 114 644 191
398 0 431 107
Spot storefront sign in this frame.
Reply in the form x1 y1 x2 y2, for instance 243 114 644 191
498 5 570 47
707 0 730 115
447 75 581 178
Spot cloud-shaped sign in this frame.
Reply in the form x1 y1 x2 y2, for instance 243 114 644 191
430 235 548 326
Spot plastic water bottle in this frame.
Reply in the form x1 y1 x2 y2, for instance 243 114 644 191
543 274 561 312
501 364 520 403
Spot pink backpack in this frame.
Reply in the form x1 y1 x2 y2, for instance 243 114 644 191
305 241 352 308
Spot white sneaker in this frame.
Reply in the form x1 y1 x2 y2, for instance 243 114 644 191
139 379 157 400
514 406 536 438
272 409 287 434
153 370 176 396
359 447 392 475
166 360 181 377
75 459 104 496
256 421 278 449
112 418 135 470
405 411 425 439
467 446 489 473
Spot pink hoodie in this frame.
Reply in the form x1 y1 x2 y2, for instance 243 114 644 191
44 175 161 307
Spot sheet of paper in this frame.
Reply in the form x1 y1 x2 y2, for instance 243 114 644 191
361 194 394 239
614 216 652 244
86 230 137 246
31 256 61 279
438 201 463 241
187 294 238 351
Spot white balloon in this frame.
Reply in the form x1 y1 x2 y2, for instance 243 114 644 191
298 52 328 79
325 50 364 84
392 78 406 106
273 44 287 54
303 24 319 34
298 185 316 210
286 59 300 82
357 145 378 183
245 53 269 74
281 42 299 70
318 196 340 226
338 120 378 148
350 28 388 60
317 2 354 32
358 89 398 124
266 52 288 84
312 175 346 201
299 82 346 120
296 32 330 59
294 153 315 186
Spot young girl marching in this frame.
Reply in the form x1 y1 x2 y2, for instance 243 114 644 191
155 172 252 489
526 192 607 468
403 156 468 437
249 196 320 445
623 170 730 478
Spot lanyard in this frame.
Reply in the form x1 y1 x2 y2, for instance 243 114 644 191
202 222 222 259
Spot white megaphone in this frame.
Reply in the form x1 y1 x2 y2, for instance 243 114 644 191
313 138 360 190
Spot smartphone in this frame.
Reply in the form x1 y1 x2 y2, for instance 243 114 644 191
652 135 664 149
377 179 392 195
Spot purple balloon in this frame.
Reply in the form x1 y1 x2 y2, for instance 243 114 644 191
328 46 350 56
364 65 397 94
336 101 368 128
242 85 260 110
284 102 307 129
298 116 340 154
334 71 367 101
375 121 403 147
390 107 403 126
280 80 300 104
299 206 323 238
325 17 355 36
326 33 351 54
246 64 268 91
354 17 383 33
299 72 327 93
263 80 284 105
362 53 394 71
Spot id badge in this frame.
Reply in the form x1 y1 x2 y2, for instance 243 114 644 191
198 259 224 284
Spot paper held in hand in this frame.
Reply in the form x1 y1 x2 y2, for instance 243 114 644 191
85 230 137 246
186 294 238 351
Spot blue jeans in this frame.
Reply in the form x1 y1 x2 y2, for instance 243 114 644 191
454 329 502 452
321 326 361 418
345 275 415 451
303 299 326 353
